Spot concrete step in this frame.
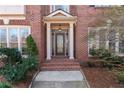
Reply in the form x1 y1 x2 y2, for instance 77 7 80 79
32 81 87 88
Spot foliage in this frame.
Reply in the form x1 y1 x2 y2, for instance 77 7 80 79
89 48 111 59
87 61 96 67
89 48 124 70
26 35 38 56
0 82 11 88
116 71 124 83
100 61 114 70
0 56 38 82
0 48 22 65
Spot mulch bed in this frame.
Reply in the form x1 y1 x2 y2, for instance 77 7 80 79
82 67 124 88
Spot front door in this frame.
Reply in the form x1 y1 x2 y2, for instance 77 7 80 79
52 30 68 56
56 33 65 55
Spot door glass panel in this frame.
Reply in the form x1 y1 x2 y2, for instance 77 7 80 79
57 34 64 54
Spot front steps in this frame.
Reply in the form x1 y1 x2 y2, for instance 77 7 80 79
41 58 80 71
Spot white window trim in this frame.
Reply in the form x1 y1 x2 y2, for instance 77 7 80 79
0 25 31 53
50 5 70 13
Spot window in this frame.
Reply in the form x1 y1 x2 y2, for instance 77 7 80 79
88 27 124 56
0 26 30 54
0 28 7 48
51 5 69 12
0 5 25 15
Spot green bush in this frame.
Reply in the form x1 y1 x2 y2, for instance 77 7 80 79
0 48 22 65
90 48 111 59
26 35 38 56
1 56 38 82
89 48 97 57
87 61 96 67
101 61 114 70
116 71 124 83
0 82 11 88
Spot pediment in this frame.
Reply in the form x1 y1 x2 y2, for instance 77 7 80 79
47 9 73 17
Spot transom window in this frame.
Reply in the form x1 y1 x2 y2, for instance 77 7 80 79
0 26 30 54
51 5 69 12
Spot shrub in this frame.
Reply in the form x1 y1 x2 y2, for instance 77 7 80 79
26 35 38 56
0 48 22 65
89 48 111 59
1 56 38 82
98 49 111 59
116 71 124 83
0 82 11 88
89 48 97 57
101 61 114 70
87 61 95 67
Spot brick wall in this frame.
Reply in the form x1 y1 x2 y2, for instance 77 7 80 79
0 5 105 63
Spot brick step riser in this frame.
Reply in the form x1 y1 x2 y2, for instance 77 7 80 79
46 60 76 63
41 63 79 66
42 59 80 71
41 67 81 71
41 69 80 71
46 59 79 62
41 66 80 70
41 65 80 68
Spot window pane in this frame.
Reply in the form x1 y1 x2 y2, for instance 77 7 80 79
20 28 29 54
108 31 116 53
99 29 106 49
9 28 18 48
0 28 7 48
20 28 29 43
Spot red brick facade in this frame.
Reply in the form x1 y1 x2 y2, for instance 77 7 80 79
0 5 104 65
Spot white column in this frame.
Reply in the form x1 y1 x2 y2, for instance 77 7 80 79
69 23 74 59
46 22 51 60
115 32 119 55
6 27 9 47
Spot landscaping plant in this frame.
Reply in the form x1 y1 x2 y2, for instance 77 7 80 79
26 35 38 56
0 48 22 65
116 71 124 84
0 82 11 88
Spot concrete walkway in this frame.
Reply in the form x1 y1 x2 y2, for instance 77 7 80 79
31 71 89 88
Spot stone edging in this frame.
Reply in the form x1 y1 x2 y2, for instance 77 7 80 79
80 69 90 88
28 70 40 88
